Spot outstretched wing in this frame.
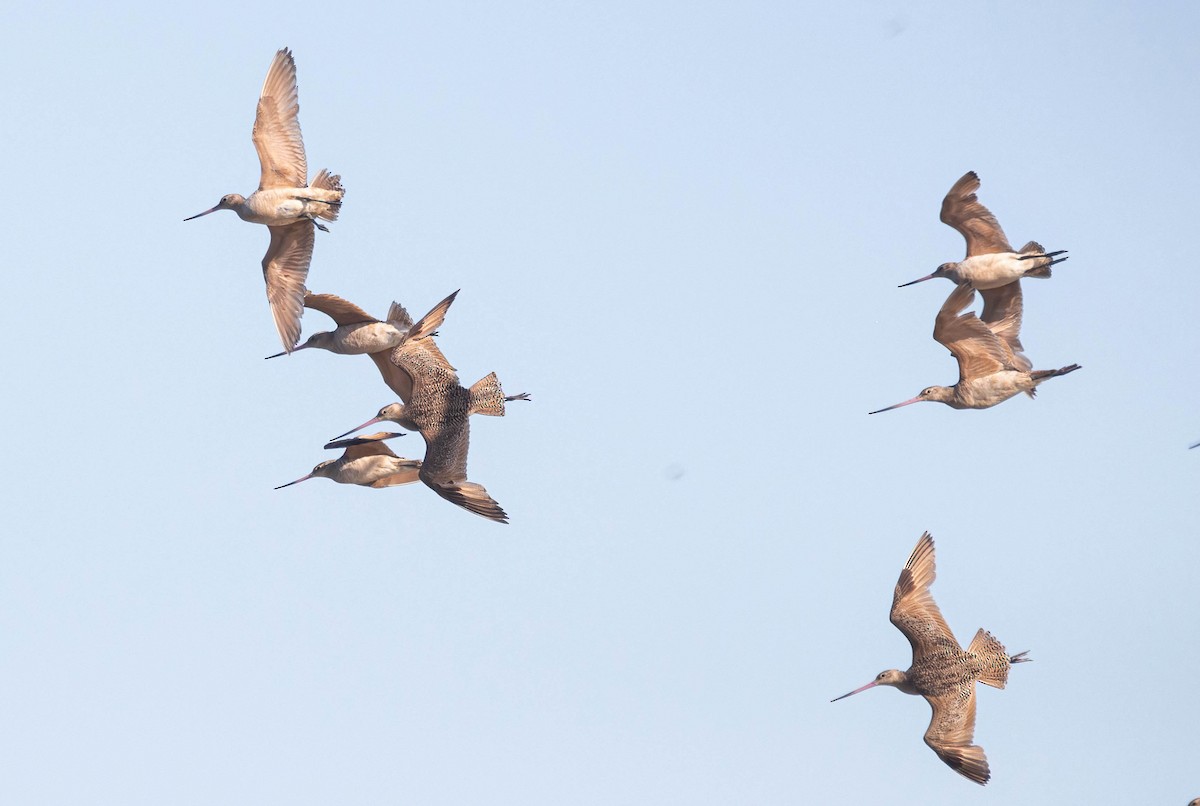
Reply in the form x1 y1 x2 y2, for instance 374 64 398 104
324 431 404 461
890 532 959 664
923 686 989 785
979 282 1031 371
933 283 1013 383
304 292 377 326
253 48 307 190
262 221 314 351
940 171 1013 257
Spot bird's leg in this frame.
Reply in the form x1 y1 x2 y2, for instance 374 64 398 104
312 219 331 233
1017 249 1067 260
505 393 532 402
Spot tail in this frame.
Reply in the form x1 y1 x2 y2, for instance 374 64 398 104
969 629 1028 689
1030 363 1081 385
468 372 509 416
310 169 346 222
1016 240 1067 279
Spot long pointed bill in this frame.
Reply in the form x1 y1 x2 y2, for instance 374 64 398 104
265 345 307 359
897 273 936 287
830 680 879 702
329 416 385 442
868 396 922 415
183 205 221 221
274 474 313 490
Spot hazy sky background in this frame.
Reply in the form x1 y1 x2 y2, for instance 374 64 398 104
2 2 1198 803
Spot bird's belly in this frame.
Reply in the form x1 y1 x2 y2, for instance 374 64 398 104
242 191 309 226
334 323 405 355
338 456 408 486
959 372 1029 408
957 253 1025 289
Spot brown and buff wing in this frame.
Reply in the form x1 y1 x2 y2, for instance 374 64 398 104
415 421 508 524
933 283 1014 383
979 282 1031 371
940 171 1013 258
400 290 460 345
253 48 307 190
890 533 960 663
304 292 377 326
262 221 314 351
922 686 990 785
323 431 404 461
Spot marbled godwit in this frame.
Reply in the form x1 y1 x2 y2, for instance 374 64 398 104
869 282 1080 413
899 171 1067 289
265 292 411 357
185 48 345 352
264 292 448 403
330 292 528 524
831 532 1030 786
275 432 420 489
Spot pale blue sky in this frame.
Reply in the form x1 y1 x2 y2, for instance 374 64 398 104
2 2 1198 804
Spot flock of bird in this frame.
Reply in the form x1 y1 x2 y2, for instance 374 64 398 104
185 48 527 524
181 48 1192 797
833 171 1089 784
870 170 1079 415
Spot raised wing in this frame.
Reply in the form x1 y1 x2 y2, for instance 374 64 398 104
304 292 376 326
262 221 314 351
933 283 1013 383
324 431 404 461
253 48 307 190
402 290 460 345
890 533 959 664
940 171 1013 257
979 282 1030 371
922 686 989 785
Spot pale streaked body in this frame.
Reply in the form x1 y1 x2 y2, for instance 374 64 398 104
332 291 530 524
900 171 1067 289
870 282 1080 413
265 292 414 360
185 48 346 352
832 532 1030 786
275 432 420 489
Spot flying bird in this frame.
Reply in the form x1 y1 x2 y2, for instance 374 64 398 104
331 291 529 524
185 48 345 352
831 532 1030 785
899 171 1067 289
870 282 1079 413
265 291 462 406
275 432 420 489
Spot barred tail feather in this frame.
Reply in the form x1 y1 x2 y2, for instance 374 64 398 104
969 629 1017 689
469 372 508 417
310 169 345 221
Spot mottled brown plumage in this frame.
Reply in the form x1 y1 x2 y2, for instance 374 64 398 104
330 291 529 524
832 533 1030 785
